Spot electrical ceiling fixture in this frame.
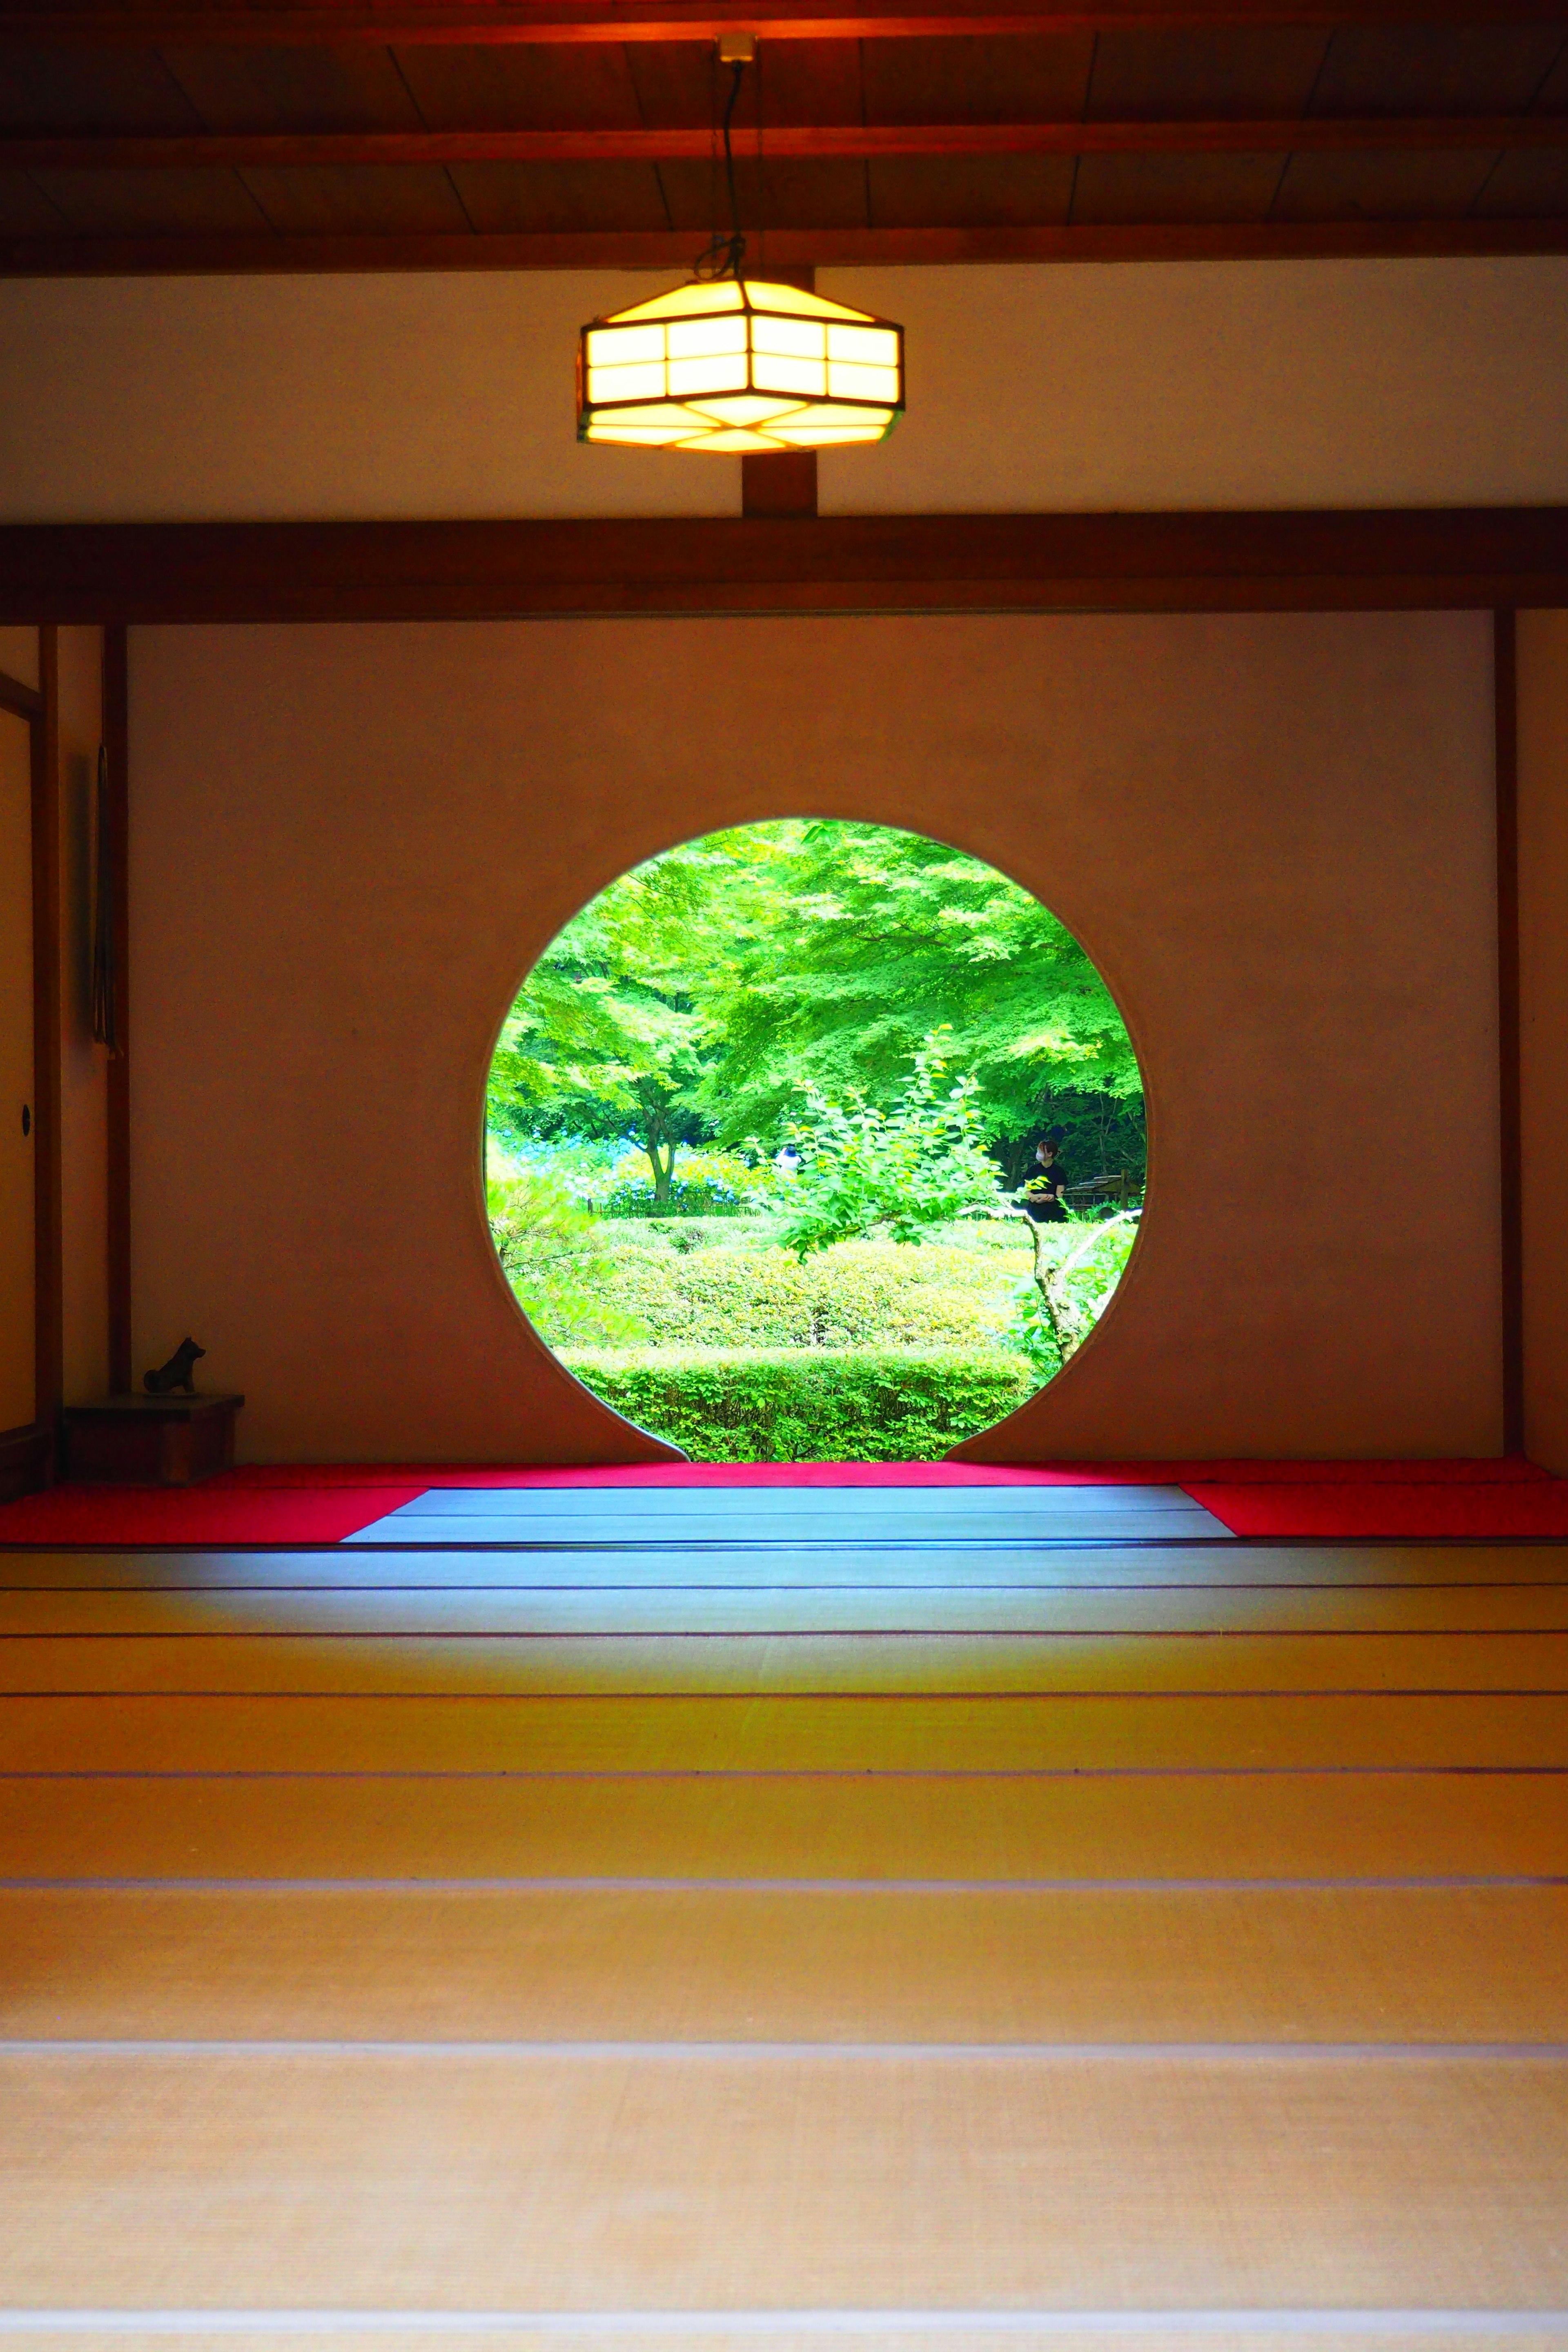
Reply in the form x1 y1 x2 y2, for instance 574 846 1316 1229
576 37 904 455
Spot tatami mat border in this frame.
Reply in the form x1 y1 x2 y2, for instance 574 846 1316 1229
8 1874 1565 1893
6 2039 1568 2061
2 2313 1567 2336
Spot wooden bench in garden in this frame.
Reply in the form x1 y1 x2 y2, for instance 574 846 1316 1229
1063 1171 1133 1213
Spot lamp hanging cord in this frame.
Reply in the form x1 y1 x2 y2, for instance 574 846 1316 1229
694 54 748 281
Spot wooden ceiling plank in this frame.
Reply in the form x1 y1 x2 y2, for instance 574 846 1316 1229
750 33 865 122
8 116 1568 164
862 30 1094 120
1270 145 1502 214
1082 25 1329 116
666 150 870 226
620 39 719 129
1069 149 1282 216
866 150 1076 222
2 215 1565 267
7 5 1568 51
155 43 429 131
448 156 674 230
1524 35 1568 110
391 40 648 130
0 48 207 131
1306 24 1568 114
1475 145 1568 209
22 162 272 232
237 159 474 230
0 165 71 230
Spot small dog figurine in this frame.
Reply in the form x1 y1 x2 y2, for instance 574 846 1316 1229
145 1338 206 1396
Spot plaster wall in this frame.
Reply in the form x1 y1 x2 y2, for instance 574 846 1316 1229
1519 609 1568 1476
0 629 40 691
0 258 1564 521
129 609 1498 1464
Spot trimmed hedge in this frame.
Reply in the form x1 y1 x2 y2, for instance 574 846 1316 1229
559 1346 1038 1463
583 1238 1026 1351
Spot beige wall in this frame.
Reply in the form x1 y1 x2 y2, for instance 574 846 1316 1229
55 625 108 1407
0 628 40 691
129 610 1499 1465
0 259 1565 523
824 259 1568 517
1519 610 1568 1476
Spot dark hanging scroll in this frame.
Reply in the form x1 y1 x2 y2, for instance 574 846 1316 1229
91 741 120 1056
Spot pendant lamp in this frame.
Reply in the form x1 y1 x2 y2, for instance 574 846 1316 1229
578 276 904 453
577 41 904 454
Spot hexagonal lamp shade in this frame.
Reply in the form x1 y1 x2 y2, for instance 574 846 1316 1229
577 276 904 454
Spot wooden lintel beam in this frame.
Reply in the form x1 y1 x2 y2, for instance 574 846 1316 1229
1 511 1565 627
0 1 1564 43
4 218 1567 276
9 117 1568 169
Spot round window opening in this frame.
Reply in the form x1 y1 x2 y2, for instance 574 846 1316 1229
486 820 1145 1462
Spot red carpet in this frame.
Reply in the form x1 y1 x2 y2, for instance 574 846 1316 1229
0 1456 1564 1544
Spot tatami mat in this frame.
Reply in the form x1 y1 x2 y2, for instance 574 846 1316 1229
27 2312 1568 2347
345 1487 1234 1547
4 1629 1565 1697
2 1524 1563 2332
5 1690 1564 1771
5 1583 1568 1634
4 1885 1566 2043
4 1770 1563 1883
3 2050 1566 2306
11 1544 1568 1590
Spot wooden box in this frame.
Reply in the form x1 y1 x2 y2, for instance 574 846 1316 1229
63 1393 245 1486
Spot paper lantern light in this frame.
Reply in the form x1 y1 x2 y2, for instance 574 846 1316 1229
577 276 904 454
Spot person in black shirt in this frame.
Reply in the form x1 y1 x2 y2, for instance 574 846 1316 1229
1022 1128 1069 1223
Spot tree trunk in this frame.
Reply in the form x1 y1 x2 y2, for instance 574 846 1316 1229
1022 1209 1138 1367
643 1128 677 1205
1022 1214 1080 1363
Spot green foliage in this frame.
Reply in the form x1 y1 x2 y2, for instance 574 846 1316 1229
582 1233 1027 1351
560 1347 1038 1463
1000 1212 1141 1378
595 1146 781 1220
486 846 721 1200
779 1033 1006 1259
692 821 1143 1161
484 820 1146 1459
490 819 1145 1193
487 1167 649 1349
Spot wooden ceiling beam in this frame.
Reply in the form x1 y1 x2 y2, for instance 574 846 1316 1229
7 118 1568 168
5 220 1566 274
3 510 1566 626
1 1 1564 43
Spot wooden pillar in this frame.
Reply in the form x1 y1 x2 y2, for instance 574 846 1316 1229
103 625 131 1394
32 626 62 1471
740 263 819 523
1495 608 1523 1458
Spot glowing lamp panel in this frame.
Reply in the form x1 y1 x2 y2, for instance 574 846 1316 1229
579 279 903 452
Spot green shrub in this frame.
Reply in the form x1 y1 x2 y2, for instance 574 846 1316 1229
577 1237 1029 1351
487 1168 650 1349
1000 1212 1141 1379
560 1347 1039 1463
594 1147 781 1219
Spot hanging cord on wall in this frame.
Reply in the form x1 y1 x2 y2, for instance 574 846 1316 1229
693 43 751 280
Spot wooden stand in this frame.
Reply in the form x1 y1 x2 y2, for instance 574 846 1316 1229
63 1393 245 1486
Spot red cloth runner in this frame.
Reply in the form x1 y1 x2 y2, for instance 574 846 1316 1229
0 1455 1560 1544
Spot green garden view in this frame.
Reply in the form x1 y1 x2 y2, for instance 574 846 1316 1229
485 820 1146 1461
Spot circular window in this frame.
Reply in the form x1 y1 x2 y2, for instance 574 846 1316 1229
485 820 1144 1461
